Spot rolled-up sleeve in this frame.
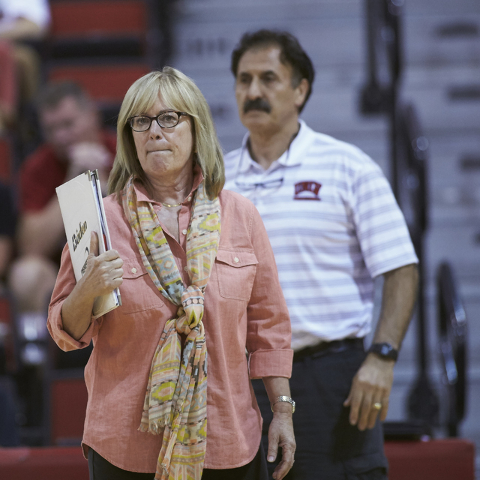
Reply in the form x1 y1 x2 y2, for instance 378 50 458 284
246 205 293 379
47 244 100 351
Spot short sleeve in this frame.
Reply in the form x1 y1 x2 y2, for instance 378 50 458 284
350 161 418 278
1 0 51 29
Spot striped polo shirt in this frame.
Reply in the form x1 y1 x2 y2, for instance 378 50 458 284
224 120 418 350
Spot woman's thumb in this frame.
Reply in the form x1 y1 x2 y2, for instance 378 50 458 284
89 231 99 257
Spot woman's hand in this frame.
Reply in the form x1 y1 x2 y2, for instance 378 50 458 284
268 409 296 480
79 231 124 299
262 376 296 480
61 232 123 340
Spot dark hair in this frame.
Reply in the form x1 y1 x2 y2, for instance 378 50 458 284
36 80 93 112
231 29 315 113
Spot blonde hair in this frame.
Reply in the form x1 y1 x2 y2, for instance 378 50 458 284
108 67 225 199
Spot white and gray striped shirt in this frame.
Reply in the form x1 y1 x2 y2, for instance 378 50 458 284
224 120 418 350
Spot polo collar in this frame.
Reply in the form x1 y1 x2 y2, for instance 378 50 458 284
237 119 316 173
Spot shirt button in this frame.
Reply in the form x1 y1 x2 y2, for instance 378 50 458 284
131 267 137 274
234 257 239 263
184 266 188 271
182 229 187 235
187 196 192 202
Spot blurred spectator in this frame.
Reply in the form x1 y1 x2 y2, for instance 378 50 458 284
0 0 50 132
8 81 116 364
0 181 15 283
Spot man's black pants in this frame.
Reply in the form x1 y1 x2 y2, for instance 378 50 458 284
252 339 388 480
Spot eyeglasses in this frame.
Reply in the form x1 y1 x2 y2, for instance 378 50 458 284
128 110 188 132
234 178 284 190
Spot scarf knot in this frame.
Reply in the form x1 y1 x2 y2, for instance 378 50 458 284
176 286 205 335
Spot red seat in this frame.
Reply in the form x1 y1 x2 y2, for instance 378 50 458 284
0 446 88 480
0 137 12 183
50 376 88 446
385 438 475 480
49 64 150 104
47 0 152 106
50 0 147 38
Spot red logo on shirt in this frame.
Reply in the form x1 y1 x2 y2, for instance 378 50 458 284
294 181 322 201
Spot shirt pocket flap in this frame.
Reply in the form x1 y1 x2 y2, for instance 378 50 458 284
216 250 258 268
122 258 148 279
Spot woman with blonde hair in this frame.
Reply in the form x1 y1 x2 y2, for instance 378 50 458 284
48 67 295 480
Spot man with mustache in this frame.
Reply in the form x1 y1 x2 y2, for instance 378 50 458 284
224 30 419 480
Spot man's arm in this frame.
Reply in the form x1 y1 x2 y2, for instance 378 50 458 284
18 140 113 257
18 197 65 257
344 262 419 430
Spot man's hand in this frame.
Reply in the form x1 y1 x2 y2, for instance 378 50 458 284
343 353 394 431
67 142 112 180
267 410 296 480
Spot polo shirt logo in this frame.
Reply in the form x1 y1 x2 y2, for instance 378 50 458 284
294 181 322 201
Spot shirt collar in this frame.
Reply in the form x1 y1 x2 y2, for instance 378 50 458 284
238 119 313 173
133 164 204 205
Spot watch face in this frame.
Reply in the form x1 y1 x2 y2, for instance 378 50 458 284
380 344 392 355
371 343 398 360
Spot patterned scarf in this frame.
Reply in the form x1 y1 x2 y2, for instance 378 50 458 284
122 176 221 480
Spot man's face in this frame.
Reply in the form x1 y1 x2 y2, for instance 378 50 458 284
40 96 99 160
235 45 307 136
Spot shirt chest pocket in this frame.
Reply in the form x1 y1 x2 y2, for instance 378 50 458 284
215 250 258 301
120 258 165 314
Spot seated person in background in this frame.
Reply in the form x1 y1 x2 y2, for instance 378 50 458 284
0 0 50 131
0 181 15 284
9 81 116 334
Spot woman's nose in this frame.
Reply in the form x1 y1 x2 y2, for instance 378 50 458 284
149 118 164 138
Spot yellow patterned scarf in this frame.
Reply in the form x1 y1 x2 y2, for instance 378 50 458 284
122 176 221 480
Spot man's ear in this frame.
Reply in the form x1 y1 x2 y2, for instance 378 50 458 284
294 78 309 110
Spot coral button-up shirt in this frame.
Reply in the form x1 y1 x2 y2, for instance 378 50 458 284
47 179 293 472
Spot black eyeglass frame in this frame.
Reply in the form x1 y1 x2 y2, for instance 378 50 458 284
128 110 189 132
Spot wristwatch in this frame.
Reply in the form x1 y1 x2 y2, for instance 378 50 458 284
271 396 296 413
368 342 398 361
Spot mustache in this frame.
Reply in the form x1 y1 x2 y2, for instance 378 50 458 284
243 98 271 114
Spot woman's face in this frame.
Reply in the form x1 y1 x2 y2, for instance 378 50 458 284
131 94 194 183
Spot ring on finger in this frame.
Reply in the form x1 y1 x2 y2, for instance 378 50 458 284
373 402 382 410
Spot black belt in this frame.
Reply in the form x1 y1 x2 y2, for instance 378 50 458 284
293 337 364 362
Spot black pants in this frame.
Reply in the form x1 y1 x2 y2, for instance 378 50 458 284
252 339 388 480
88 443 268 480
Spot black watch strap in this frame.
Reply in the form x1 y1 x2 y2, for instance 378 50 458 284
368 342 398 361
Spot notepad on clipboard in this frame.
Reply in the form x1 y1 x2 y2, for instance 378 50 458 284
56 169 121 318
